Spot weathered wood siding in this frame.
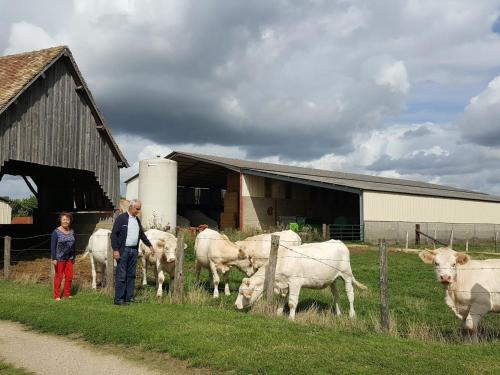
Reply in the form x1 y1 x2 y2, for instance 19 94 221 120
0 58 120 206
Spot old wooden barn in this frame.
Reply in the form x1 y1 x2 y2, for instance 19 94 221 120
0 46 128 241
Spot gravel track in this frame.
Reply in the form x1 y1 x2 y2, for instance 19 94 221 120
0 321 203 375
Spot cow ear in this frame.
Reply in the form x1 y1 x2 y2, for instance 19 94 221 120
456 253 470 265
238 248 246 259
419 250 435 264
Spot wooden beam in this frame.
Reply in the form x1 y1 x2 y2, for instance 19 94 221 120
21 175 38 199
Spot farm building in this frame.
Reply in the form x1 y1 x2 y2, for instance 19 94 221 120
0 46 128 243
0 197 12 224
125 152 500 243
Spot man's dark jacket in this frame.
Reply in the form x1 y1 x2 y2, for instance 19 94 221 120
111 212 152 252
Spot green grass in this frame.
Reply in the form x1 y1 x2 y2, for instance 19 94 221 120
0 362 33 375
1 248 500 374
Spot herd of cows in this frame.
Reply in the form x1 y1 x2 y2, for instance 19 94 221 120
82 226 500 335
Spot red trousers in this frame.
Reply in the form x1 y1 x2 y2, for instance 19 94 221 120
54 260 74 299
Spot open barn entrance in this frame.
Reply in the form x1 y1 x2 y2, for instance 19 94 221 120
0 160 115 250
240 172 362 239
174 157 236 229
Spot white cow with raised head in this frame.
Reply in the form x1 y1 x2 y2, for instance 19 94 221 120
235 239 367 320
419 247 500 335
235 230 302 271
194 228 253 298
82 228 113 289
139 229 178 297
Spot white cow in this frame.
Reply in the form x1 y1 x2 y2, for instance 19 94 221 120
194 228 253 298
235 230 302 271
82 228 113 289
235 239 367 320
419 247 500 335
139 229 178 297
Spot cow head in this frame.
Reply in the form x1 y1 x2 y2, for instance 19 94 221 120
154 237 177 263
235 248 254 276
419 247 470 285
234 275 263 310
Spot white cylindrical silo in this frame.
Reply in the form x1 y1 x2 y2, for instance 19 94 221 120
138 158 177 232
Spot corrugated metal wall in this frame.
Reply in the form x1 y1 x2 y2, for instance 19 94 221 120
0 201 11 224
363 191 500 224
0 58 120 206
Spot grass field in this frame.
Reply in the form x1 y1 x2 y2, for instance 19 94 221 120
0 362 33 375
1 246 499 374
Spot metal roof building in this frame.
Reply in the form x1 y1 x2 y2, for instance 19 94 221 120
125 152 500 243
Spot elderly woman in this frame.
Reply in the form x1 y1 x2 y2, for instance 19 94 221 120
51 212 76 301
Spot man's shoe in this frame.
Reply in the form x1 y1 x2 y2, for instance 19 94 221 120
126 297 135 303
114 300 125 305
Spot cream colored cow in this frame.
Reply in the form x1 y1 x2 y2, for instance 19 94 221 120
419 247 500 335
235 230 302 271
194 228 253 298
139 229 178 297
235 239 367 320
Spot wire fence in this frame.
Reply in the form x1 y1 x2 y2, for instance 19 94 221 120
2 230 500 328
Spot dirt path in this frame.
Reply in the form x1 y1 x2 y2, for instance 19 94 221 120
0 321 206 375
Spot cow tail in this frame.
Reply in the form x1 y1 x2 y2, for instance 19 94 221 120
352 276 368 290
81 241 92 259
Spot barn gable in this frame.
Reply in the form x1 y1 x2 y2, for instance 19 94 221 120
0 46 127 209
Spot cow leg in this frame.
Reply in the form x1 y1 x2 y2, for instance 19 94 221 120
287 284 301 320
195 260 202 284
223 271 231 296
209 261 220 298
90 256 97 289
330 280 342 316
156 259 164 297
276 293 288 316
343 276 356 318
464 305 488 342
99 263 106 287
141 257 148 286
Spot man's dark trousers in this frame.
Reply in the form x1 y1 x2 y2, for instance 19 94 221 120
114 246 138 303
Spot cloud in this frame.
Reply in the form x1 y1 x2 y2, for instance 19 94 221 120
458 76 500 146
375 60 410 94
4 22 59 55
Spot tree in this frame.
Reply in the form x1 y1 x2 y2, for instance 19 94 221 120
9 196 38 217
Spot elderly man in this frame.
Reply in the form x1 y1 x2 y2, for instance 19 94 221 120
111 199 153 305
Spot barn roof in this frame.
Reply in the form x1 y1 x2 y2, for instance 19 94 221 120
0 46 128 167
133 151 500 203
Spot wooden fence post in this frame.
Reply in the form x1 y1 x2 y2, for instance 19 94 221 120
322 224 328 240
405 231 409 250
105 232 114 293
415 224 420 246
379 239 390 332
466 239 469 253
4 236 11 280
172 232 185 302
449 230 454 248
264 235 280 310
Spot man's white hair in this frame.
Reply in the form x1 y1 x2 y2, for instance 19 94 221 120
129 199 140 208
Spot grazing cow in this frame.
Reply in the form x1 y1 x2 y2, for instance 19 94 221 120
82 228 113 289
235 240 367 320
194 228 253 298
235 230 302 271
419 247 500 335
139 229 178 297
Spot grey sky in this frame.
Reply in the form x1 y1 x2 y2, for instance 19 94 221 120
1 0 500 198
